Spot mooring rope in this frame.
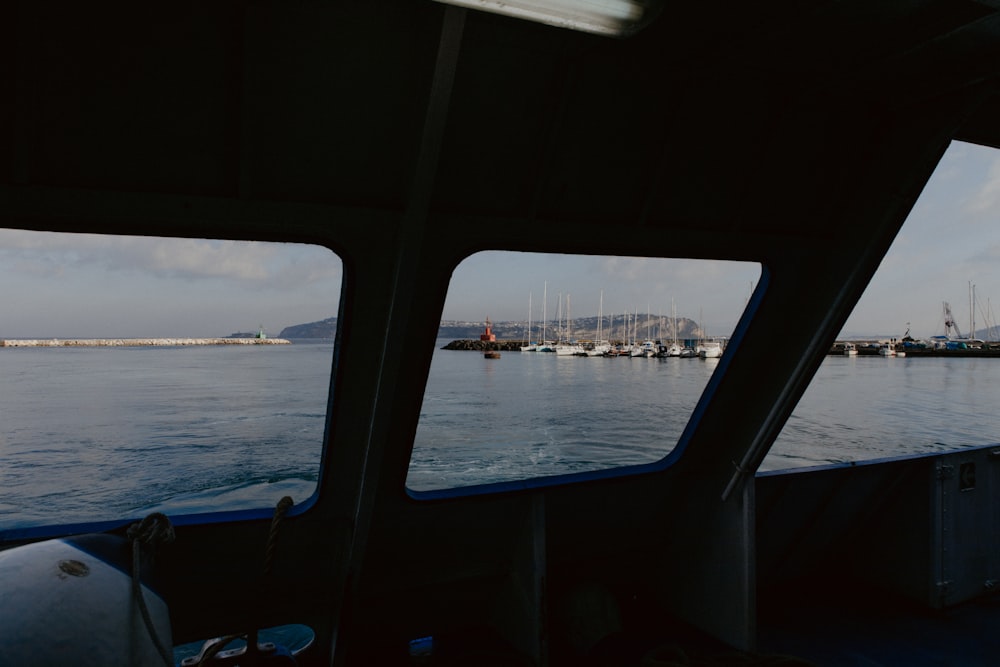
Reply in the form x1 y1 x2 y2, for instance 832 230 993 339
263 495 294 577
196 496 294 666
127 512 176 667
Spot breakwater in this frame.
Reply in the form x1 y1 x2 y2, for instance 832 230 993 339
830 341 1000 357
445 339 1000 358
0 338 291 348
442 339 527 351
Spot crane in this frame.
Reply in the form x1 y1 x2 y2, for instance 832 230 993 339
943 301 962 338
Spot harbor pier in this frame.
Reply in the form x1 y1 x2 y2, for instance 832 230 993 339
0 338 291 348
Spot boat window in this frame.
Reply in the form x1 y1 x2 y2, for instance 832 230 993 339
765 140 1000 471
0 229 341 532
407 251 761 494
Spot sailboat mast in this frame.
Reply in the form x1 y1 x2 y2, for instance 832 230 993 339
598 290 604 341
527 292 532 345
557 292 562 343
567 294 572 341
672 298 678 344
971 281 975 339
542 281 547 344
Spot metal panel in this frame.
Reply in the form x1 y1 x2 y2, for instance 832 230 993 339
935 447 1000 607
757 445 1000 611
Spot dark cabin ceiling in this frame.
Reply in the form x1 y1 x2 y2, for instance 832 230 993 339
2 0 1000 241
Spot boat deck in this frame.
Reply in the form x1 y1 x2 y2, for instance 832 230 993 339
550 581 1000 666
758 581 1000 666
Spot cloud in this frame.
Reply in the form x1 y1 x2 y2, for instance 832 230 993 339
600 255 754 282
0 229 340 287
960 152 1000 220
599 256 652 281
146 238 272 281
0 229 343 337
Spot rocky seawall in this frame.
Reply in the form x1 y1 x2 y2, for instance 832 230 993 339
0 338 291 347
442 339 525 351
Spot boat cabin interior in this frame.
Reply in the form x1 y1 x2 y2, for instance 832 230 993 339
3 1 1000 665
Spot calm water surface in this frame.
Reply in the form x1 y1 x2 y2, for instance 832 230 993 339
408 345 718 490
408 346 1000 489
3 340 1000 529
766 354 1000 469
0 342 332 529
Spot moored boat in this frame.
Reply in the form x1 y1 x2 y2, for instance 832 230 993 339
630 340 656 357
585 341 612 356
697 340 724 358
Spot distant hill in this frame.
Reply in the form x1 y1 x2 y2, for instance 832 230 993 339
279 317 337 338
278 315 700 340
280 314 702 341
496 314 702 342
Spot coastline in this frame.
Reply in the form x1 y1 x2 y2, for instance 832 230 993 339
830 341 1000 357
443 339 1000 358
0 338 291 348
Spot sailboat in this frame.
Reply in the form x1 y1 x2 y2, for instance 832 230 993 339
520 292 536 351
614 311 634 356
586 290 611 356
630 306 654 357
554 293 585 355
666 299 682 356
536 281 554 352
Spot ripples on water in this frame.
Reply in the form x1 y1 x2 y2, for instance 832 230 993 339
764 355 1000 470
408 348 717 490
0 343 331 529
410 348 1000 488
3 341 1000 529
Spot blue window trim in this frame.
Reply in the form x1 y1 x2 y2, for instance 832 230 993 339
0 495 316 545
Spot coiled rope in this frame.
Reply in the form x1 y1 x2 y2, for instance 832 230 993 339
127 512 176 667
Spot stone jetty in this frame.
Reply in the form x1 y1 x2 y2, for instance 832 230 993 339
0 338 291 348
443 339 523 351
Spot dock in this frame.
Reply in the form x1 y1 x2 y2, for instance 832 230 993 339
830 341 1000 357
0 338 291 348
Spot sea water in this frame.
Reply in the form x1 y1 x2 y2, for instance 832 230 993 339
407 345 1000 489
0 342 332 529
3 340 1000 530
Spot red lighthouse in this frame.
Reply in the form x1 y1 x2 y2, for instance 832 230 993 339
480 316 497 342
481 317 500 358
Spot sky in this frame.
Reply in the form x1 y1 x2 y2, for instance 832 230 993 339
0 233 342 338
839 140 1000 339
444 253 759 336
444 140 1000 339
1 140 999 340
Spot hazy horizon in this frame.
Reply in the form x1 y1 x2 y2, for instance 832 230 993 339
2 140 999 341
